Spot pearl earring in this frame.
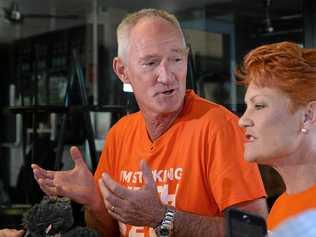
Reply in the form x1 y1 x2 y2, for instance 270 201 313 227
301 128 308 133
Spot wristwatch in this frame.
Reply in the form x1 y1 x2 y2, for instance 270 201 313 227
156 207 176 237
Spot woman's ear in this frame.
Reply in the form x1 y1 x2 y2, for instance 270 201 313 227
113 57 129 84
303 101 316 129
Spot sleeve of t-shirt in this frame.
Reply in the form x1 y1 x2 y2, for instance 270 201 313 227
93 128 116 182
85 128 119 234
208 115 266 212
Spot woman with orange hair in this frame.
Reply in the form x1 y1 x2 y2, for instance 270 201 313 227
237 41 316 230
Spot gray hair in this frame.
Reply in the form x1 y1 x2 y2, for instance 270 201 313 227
116 8 186 61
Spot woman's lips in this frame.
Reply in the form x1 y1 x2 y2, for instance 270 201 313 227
245 134 257 143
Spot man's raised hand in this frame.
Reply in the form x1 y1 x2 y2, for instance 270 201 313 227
31 146 98 207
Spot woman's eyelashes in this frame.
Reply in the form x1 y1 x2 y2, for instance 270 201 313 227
254 103 266 110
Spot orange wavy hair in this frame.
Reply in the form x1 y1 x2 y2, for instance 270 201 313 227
236 41 316 111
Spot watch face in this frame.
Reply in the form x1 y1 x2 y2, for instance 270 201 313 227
160 227 169 235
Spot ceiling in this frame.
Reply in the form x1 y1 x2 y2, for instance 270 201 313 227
0 0 303 43
0 0 92 42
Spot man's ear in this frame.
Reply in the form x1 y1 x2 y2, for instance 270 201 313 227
113 57 129 83
302 101 316 129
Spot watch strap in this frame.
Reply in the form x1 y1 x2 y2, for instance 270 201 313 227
157 207 176 237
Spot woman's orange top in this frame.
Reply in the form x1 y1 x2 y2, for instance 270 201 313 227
268 185 316 230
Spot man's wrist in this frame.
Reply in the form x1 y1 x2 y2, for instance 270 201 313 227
85 192 104 214
152 205 168 228
154 206 176 237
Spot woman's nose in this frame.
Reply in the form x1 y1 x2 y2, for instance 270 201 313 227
238 111 253 128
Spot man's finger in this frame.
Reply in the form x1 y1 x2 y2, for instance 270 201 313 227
101 173 129 199
38 182 57 197
98 178 112 208
32 165 54 179
107 208 126 223
38 177 55 188
55 185 69 197
70 146 88 168
140 160 156 189
98 179 124 210
17 229 25 237
1 229 25 237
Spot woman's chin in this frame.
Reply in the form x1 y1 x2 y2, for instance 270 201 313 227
244 154 263 164
245 154 274 165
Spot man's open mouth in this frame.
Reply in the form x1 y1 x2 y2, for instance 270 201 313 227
162 89 175 95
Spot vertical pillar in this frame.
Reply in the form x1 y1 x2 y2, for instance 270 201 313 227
304 0 316 47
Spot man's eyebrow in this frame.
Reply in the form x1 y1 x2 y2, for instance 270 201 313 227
171 47 189 54
138 48 189 62
138 55 160 62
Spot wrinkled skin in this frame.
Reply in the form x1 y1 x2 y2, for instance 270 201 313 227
99 160 165 227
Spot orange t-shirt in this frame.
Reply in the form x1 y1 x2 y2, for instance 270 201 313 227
94 90 266 237
268 185 316 230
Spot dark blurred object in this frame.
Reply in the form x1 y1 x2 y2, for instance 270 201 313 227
22 196 99 237
54 50 97 171
22 196 73 236
259 165 285 211
0 204 31 229
0 180 10 205
125 92 139 114
63 226 99 237
224 208 267 237
16 135 55 204
186 46 197 93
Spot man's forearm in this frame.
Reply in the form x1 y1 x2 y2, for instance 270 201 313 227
84 194 119 237
173 210 224 237
85 208 119 237
171 198 267 237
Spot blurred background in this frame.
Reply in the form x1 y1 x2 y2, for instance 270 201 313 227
0 0 313 228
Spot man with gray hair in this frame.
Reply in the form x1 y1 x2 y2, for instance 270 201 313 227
32 9 267 237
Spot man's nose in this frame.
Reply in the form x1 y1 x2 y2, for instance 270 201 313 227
156 61 174 84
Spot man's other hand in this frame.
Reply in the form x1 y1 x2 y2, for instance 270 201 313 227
31 146 98 207
99 160 165 227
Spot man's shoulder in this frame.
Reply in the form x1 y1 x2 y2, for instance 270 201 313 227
188 93 239 124
112 111 142 129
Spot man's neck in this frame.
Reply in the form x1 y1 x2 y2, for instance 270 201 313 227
143 104 184 141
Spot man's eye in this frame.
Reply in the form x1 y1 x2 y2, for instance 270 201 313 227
171 57 182 63
254 104 265 110
144 61 157 66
